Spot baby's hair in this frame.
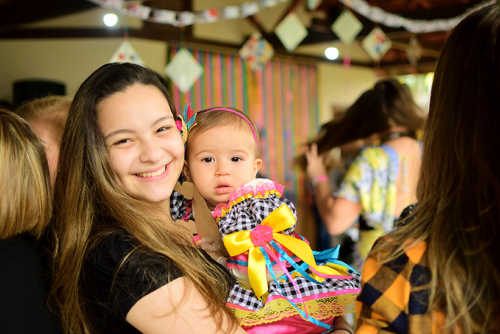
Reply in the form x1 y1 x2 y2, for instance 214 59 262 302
187 107 261 157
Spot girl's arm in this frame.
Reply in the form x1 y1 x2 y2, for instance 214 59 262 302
306 144 361 235
127 277 246 334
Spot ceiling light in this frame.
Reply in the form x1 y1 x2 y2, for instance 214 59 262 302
103 13 118 27
324 47 339 61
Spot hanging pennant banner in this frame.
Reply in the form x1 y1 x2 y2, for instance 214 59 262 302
109 40 145 66
221 6 240 19
151 9 177 25
124 2 151 20
240 2 260 17
88 0 291 27
339 0 495 33
197 9 218 24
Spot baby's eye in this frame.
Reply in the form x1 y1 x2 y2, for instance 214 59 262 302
231 156 242 162
202 157 214 163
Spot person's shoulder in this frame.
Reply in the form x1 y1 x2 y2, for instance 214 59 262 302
85 229 138 271
0 233 41 263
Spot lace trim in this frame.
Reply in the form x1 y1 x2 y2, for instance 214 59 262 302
212 181 284 219
228 294 357 327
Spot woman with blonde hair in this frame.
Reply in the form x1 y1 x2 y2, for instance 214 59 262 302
50 63 245 334
356 4 500 333
0 109 59 333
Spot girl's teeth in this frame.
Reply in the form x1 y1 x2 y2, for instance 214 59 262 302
137 166 165 178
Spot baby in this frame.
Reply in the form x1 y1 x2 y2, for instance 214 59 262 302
183 106 360 333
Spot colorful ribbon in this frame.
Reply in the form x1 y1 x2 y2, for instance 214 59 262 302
222 204 350 300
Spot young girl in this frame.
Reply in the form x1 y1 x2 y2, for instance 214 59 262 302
49 63 245 334
183 106 361 333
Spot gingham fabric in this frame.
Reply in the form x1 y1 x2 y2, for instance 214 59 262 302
229 268 361 311
216 179 361 311
170 190 193 221
355 208 446 334
216 190 296 237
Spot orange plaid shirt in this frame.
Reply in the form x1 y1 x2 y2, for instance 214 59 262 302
355 236 445 333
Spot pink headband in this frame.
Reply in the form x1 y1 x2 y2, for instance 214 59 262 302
183 105 258 144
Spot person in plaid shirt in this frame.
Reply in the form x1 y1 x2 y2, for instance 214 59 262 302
356 4 500 334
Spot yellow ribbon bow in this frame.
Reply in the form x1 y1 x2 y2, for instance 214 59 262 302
223 204 349 300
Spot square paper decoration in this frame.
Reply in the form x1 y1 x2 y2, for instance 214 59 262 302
275 13 308 52
239 33 274 71
362 27 392 61
331 10 363 44
165 49 203 92
308 0 321 10
109 40 144 66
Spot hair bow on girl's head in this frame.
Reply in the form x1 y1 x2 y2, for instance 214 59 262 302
183 105 198 131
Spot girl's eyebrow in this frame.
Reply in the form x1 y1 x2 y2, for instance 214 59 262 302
104 115 173 140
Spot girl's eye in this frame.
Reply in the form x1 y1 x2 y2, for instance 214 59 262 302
113 138 131 146
202 157 214 163
157 125 172 133
231 156 242 162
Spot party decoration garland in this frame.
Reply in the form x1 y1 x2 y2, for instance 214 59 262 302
88 0 290 27
339 0 495 33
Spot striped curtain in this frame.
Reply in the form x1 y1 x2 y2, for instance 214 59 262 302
169 47 320 240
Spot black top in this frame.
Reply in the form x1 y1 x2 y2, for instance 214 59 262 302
0 234 61 334
81 228 232 334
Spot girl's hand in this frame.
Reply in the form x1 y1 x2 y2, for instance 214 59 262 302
305 143 328 180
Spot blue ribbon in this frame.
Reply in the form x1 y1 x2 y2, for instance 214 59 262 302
259 246 332 332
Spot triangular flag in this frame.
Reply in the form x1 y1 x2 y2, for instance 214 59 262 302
109 40 144 66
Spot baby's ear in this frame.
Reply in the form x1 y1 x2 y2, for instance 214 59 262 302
183 162 192 181
254 158 263 174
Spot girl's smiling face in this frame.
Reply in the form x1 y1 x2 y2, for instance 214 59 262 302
97 83 184 204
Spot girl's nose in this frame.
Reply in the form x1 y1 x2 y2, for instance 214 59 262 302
139 139 163 163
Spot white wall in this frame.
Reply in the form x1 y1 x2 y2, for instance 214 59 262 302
317 63 377 123
0 38 166 101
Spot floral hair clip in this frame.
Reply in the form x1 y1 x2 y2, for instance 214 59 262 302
180 105 258 144
183 104 198 131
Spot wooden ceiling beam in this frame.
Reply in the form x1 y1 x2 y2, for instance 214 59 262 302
0 26 374 67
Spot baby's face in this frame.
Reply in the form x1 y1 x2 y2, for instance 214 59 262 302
187 124 262 209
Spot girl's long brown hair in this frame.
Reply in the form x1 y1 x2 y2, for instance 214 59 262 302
50 63 236 334
382 5 500 333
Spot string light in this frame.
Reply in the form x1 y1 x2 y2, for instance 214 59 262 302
324 47 339 60
103 13 119 27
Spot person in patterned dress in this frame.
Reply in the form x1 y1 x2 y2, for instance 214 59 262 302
303 79 425 268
